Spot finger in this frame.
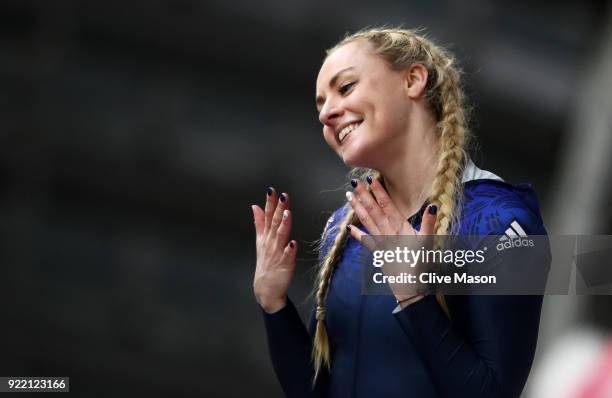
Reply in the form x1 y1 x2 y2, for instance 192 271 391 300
269 192 289 238
281 240 297 266
366 175 403 227
252 205 265 238
275 209 292 249
419 204 438 236
346 224 376 252
351 179 391 233
264 187 278 232
346 190 380 235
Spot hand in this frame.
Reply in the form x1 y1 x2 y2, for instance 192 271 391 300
345 177 438 302
252 187 297 313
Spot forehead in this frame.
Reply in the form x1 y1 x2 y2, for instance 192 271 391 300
316 40 378 91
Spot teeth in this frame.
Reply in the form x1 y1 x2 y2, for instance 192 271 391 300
339 122 362 142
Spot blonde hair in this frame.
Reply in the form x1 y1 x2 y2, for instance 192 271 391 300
312 27 469 382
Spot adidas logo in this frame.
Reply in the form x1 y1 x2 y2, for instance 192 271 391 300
496 220 534 251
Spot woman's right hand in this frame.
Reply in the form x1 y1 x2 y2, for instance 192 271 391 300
252 187 297 314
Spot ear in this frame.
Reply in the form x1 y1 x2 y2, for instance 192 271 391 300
403 63 429 99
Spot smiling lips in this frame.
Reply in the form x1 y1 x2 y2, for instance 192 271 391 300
338 121 362 143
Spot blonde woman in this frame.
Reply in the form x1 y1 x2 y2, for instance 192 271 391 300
252 28 549 397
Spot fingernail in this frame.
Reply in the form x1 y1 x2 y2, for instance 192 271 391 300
366 175 373 185
282 209 289 220
267 187 273 196
346 191 353 201
289 241 295 248
280 193 286 202
428 204 437 215
346 225 352 231
350 179 358 188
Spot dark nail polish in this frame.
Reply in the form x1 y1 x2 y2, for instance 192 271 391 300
346 225 352 231
366 175 373 185
280 193 286 202
350 179 358 188
289 241 295 248
266 187 273 196
428 204 437 215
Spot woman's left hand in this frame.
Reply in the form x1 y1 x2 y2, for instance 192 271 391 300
345 176 438 304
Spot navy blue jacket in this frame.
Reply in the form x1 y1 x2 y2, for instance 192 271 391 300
262 175 550 398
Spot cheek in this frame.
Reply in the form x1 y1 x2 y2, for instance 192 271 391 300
372 99 408 136
350 90 399 129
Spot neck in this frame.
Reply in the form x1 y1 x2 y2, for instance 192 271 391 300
377 110 440 219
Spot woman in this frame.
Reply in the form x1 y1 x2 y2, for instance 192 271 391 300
252 28 549 398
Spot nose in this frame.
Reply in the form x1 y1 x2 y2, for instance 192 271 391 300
318 101 344 126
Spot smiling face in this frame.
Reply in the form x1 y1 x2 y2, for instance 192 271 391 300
316 40 414 168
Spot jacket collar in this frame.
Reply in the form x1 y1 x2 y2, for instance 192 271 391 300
461 159 503 183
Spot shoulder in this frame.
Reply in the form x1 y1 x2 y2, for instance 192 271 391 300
458 179 547 236
319 203 351 260
321 203 351 241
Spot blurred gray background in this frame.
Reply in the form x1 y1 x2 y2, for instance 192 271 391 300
1 0 611 396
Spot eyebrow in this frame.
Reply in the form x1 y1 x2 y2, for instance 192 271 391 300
315 66 356 110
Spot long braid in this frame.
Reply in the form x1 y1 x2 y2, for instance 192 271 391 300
426 48 468 236
312 207 357 381
312 168 379 381
312 28 469 382
417 38 468 315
